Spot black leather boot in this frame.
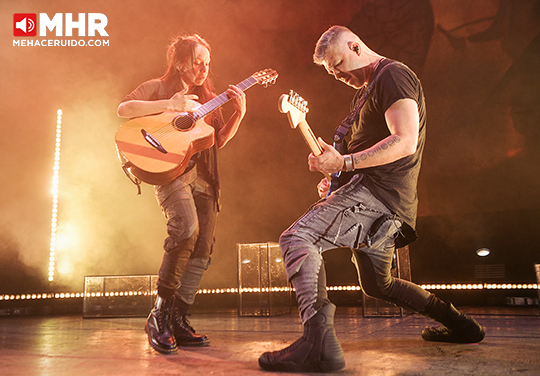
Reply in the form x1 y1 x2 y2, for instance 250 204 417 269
422 296 485 343
258 303 346 373
145 296 177 354
172 309 210 347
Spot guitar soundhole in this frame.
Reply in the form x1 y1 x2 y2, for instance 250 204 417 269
172 114 195 131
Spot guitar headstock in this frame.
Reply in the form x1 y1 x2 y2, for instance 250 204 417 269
286 90 309 114
278 90 310 129
253 69 279 87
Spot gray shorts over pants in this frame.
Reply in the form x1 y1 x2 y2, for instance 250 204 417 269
280 174 431 324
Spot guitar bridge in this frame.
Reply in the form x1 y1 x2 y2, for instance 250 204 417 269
141 129 167 154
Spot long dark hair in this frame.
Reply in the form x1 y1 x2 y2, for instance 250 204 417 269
161 34 217 104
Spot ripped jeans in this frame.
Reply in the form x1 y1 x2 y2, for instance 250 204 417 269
280 174 431 324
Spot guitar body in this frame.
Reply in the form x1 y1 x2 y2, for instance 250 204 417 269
115 69 278 186
115 112 214 185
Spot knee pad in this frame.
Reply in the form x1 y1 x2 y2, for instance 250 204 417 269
163 228 198 254
163 216 199 253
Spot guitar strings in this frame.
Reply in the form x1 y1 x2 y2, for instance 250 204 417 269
144 73 262 142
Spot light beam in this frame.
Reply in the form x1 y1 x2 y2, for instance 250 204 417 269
49 109 62 282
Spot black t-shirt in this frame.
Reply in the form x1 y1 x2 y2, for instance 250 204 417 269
347 60 426 246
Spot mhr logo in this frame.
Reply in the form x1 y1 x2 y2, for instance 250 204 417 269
13 13 108 37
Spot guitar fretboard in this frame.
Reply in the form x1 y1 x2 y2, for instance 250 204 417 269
193 76 257 120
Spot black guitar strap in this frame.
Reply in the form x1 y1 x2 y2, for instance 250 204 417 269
333 60 400 154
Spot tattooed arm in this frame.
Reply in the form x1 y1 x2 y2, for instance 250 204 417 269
309 98 419 174
353 98 419 168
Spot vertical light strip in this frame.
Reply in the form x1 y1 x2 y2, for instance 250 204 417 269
49 109 62 282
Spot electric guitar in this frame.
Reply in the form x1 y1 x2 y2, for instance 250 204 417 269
115 69 278 186
278 90 332 183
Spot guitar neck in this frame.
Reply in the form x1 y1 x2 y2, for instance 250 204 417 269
280 91 331 181
295 119 331 181
296 120 324 156
193 76 257 120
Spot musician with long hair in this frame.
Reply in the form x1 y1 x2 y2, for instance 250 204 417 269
117 34 246 354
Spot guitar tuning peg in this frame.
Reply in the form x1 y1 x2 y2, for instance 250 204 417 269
290 92 298 105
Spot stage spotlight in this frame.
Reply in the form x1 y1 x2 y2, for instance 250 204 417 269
476 248 491 257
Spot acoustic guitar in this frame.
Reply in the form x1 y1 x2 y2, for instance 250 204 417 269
115 69 278 185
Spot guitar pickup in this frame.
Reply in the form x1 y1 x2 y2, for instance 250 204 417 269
141 129 167 154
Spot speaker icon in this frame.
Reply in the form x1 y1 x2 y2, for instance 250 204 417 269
16 18 35 33
13 14 37 36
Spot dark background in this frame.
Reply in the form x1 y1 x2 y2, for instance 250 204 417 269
1 0 539 294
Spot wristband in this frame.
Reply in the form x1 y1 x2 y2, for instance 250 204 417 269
343 154 354 172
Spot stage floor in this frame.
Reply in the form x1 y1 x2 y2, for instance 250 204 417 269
0 306 539 375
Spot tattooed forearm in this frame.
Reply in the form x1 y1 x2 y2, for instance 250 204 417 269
354 135 401 164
